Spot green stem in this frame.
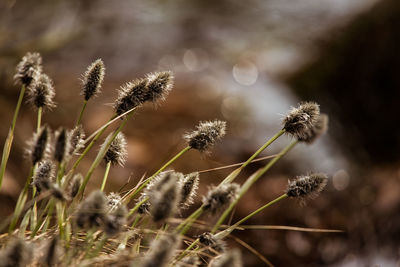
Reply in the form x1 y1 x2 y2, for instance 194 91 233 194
77 112 133 198
128 196 148 217
0 84 26 189
176 205 204 235
100 161 111 192
211 140 297 233
216 194 288 239
176 239 199 261
70 114 116 173
127 146 191 203
76 100 88 126
37 107 42 132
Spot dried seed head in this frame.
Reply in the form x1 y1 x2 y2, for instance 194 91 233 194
76 190 107 229
14 52 42 86
283 102 320 140
286 173 328 204
32 160 55 193
50 184 66 201
114 78 148 115
209 249 242 267
103 203 127 236
27 73 56 110
176 255 201 267
42 236 59 266
54 128 69 163
81 59 105 101
26 126 50 164
0 238 32 267
179 172 199 208
203 183 240 215
68 125 85 156
103 132 127 166
68 173 82 199
144 71 174 104
106 192 122 211
199 232 226 254
140 234 180 267
149 174 181 222
298 114 329 144
184 120 227 152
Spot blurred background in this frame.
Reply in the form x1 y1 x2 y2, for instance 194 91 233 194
1 0 399 266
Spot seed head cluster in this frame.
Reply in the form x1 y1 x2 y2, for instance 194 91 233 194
27 73 56 110
114 71 174 115
32 160 54 193
283 102 320 140
139 234 179 267
26 125 50 164
68 173 83 199
297 114 329 144
286 173 328 203
68 125 85 156
184 120 227 152
103 132 127 166
199 232 226 254
76 190 107 229
81 59 105 101
54 128 69 163
203 183 240 215
179 172 199 208
14 52 42 86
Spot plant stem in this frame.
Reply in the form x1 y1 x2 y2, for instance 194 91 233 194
37 107 42 132
76 100 88 126
127 196 148 217
175 205 203 235
100 161 111 192
211 140 297 233
0 84 26 189
216 194 288 239
126 146 191 203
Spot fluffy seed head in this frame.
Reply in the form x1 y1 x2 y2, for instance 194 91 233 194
114 78 148 115
103 203 127 236
179 172 199 208
184 120 227 152
199 232 226 254
76 190 107 229
209 249 243 267
203 183 240 215
68 125 85 156
32 160 54 193
26 73 56 110
54 128 69 163
298 114 329 144
106 192 122 211
103 132 127 166
149 173 181 222
68 173 83 199
0 238 32 267
14 52 42 86
139 234 180 267
138 171 183 215
144 71 174 104
286 173 328 204
50 184 66 201
26 126 50 164
283 102 320 140
81 59 105 101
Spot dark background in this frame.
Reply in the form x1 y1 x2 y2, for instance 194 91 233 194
1 0 399 266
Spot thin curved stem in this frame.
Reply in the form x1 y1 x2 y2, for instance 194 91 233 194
211 140 297 233
76 100 87 126
36 107 42 132
100 161 111 192
0 84 26 189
